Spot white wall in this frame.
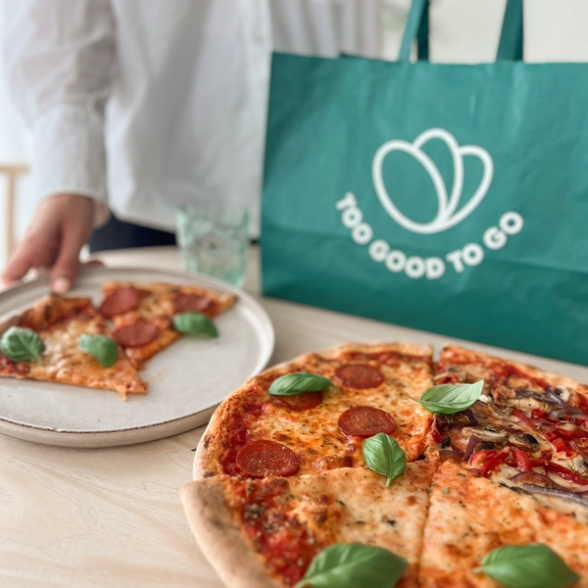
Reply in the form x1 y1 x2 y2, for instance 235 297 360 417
1 0 588 267
0 1 33 268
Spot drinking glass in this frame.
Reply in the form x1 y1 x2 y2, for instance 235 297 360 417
175 201 249 288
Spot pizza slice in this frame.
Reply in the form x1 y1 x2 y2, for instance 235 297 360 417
0 295 146 400
420 460 588 587
195 343 434 479
181 461 433 588
430 345 588 514
99 281 236 369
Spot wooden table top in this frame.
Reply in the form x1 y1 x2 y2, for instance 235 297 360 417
2 245 588 588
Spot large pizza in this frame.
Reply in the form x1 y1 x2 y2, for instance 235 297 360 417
180 343 588 588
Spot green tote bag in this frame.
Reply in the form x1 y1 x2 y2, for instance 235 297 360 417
261 0 588 366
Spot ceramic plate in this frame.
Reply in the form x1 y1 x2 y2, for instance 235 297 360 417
0 266 274 447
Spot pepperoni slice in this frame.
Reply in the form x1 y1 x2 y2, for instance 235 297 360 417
100 287 140 318
334 364 384 389
272 391 323 411
235 440 300 478
338 406 396 437
113 320 159 348
173 294 211 314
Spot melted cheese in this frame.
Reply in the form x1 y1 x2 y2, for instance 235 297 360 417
27 315 146 398
420 461 588 587
229 353 433 476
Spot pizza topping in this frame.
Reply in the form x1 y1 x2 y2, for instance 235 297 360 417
269 372 333 396
173 293 211 314
0 326 45 363
512 448 533 473
338 407 396 437
509 433 540 451
292 543 408 588
172 312 218 337
475 544 580 588
418 381 484 414
362 433 406 488
272 391 323 411
463 435 481 461
78 334 119 368
545 462 588 487
523 484 588 509
113 321 159 348
569 455 588 479
315 455 353 471
99 287 140 317
333 364 384 390
235 440 300 478
510 471 570 491
462 426 506 442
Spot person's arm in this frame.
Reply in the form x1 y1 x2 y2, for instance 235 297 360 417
2 0 115 292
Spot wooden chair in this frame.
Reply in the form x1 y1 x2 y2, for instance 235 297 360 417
0 164 28 257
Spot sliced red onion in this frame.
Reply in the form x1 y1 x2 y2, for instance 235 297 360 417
510 472 568 491
464 435 481 461
433 413 449 433
544 387 572 407
462 409 479 426
547 407 588 420
522 484 588 508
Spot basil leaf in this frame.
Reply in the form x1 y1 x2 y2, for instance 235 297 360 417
362 433 406 488
475 544 580 588
292 543 407 588
268 372 333 396
417 380 484 414
78 334 119 368
0 326 45 363
172 312 218 337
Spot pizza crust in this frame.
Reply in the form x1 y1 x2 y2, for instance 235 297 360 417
442 345 588 400
180 480 283 588
182 463 433 588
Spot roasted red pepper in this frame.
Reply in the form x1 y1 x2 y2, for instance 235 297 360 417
546 462 588 487
480 448 511 478
469 449 496 470
551 437 572 455
513 448 532 472
554 427 588 441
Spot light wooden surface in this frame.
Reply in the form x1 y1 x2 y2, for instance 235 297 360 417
2 245 588 588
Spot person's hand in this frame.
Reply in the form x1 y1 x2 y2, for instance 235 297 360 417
2 193 97 293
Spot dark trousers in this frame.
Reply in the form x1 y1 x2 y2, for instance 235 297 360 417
89 214 176 252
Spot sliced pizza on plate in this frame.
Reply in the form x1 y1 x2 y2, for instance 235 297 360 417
100 281 236 368
0 295 146 399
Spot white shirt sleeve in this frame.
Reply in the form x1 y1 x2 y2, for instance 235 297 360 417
3 0 115 225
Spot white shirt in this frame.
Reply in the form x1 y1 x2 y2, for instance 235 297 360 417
3 0 384 236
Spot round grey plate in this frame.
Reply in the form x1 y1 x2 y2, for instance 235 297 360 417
0 267 274 448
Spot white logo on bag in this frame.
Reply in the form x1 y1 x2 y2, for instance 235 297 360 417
372 128 494 234
336 128 524 280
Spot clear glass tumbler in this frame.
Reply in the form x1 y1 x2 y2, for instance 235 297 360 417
175 201 249 288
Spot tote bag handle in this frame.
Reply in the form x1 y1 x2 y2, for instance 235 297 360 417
398 0 429 62
497 0 524 61
399 0 523 63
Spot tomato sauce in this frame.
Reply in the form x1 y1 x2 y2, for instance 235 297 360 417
235 479 325 586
